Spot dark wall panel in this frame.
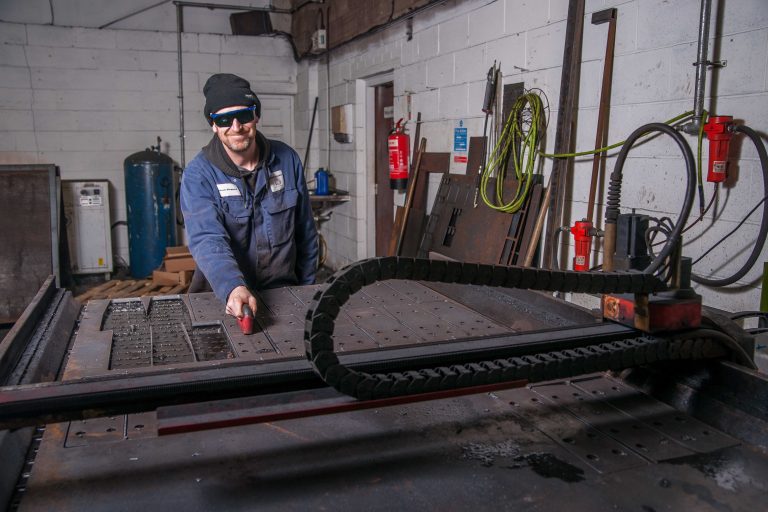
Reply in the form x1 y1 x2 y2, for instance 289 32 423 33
0 165 59 323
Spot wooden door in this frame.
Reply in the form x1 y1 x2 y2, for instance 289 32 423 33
374 82 395 255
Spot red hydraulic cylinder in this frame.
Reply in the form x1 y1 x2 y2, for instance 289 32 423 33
703 115 733 183
570 219 594 272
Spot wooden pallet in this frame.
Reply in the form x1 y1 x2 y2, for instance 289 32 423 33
75 279 189 303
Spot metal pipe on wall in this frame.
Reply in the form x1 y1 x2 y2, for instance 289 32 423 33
173 1 291 14
176 3 186 167
682 0 713 134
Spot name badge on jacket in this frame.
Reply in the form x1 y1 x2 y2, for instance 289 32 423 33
217 183 241 197
269 170 285 192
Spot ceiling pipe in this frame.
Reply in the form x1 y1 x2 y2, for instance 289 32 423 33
172 1 292 14
100 0 295 28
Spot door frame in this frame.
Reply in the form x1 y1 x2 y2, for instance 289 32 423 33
356 71 394 258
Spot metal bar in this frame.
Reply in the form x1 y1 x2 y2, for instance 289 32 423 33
542 0 586 269
603 222 616 271
689 0 713 133
0 276 57 385
522 178 551 267
586 8 617 225
172 1 292 14
99 0 172 29
0 322 636 430
7 290 67 386
303 96 319 170
157 379 528 435
395 137 427 256
176 3 186 168
410 112 422 176
49 167 61 287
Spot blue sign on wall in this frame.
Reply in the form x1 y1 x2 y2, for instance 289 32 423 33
453 122 468 152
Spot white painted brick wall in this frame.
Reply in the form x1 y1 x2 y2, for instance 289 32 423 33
301 0 768 313
426 53 454 89
438 14 469 55
0 21 297 269
10 0 757 308
469 1 505 46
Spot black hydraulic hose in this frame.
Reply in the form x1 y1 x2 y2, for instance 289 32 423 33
692 124 768 287
605 122 696 275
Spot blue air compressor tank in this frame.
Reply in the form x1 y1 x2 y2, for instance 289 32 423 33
124 148 177 278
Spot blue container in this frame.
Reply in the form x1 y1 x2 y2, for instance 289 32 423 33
315 168 329 196
124 148 177 278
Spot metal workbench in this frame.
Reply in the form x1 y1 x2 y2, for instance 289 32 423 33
2 278 767 511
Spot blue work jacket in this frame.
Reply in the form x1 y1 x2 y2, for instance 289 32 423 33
180 135 318 303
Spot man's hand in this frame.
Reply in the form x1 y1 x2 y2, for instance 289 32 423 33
226 285 258 318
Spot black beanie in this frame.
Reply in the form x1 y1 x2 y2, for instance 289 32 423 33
203 73 261 125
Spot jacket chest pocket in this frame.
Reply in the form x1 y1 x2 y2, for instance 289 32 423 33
221 197 251 248
262 189 298 247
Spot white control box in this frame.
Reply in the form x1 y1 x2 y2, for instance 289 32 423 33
62 180 113 275
311 29 327 53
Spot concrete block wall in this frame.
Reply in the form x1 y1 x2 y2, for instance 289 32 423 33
0 21 297 267
305 0 768 312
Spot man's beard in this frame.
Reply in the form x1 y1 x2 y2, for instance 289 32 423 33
220 132 253 153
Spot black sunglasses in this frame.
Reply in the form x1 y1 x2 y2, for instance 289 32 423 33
210 106 257 128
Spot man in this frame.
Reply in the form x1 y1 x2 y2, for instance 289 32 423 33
180 73 318 320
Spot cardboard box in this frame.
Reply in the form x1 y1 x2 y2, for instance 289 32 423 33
153 269 194 286
164 255 196 272
152 270 180 286
166 245 191 257
178 270 193 286
161 245 195 273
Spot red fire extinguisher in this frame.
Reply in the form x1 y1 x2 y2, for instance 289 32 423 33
388 118 409 190
703 115 733 183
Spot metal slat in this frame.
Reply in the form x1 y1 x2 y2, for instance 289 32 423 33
571 376 739 454
530 380 694 462
383 304 465 342
343 307 424 346
417 300 509 338
497 386 648 474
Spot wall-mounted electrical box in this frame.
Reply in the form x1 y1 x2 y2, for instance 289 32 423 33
332 103 354 143
62 180 113 276
311 29 327 53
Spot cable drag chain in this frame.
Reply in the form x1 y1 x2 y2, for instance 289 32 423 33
303 257 727 400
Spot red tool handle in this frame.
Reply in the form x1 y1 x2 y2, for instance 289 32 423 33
237 304 254 335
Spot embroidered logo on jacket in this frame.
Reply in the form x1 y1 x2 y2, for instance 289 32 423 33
269 170 285 193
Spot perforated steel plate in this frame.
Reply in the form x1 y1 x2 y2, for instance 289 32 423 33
70 281 511 379
103 298 234 369
570 376 738 454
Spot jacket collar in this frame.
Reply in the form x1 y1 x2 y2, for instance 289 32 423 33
202 131 272 179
